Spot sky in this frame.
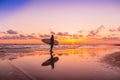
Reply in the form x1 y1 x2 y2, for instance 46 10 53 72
0 0 120 44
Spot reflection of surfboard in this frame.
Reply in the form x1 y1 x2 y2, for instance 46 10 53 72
41 57 59 66
41 39 59 45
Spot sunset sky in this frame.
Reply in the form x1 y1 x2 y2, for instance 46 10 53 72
0 0 120 44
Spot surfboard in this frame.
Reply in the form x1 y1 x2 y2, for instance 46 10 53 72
41 39 59 45
41 57 59 66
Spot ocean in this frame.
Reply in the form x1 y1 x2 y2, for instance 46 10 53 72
0 44 118 53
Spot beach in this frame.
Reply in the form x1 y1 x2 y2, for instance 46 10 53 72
1 0 120 80
0 44 120 80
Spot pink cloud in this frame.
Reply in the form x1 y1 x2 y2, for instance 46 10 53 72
118 27 120 31
7 29 18 34
57 32 63 35
78 30 84 33
87 25 105 37
63 32 70 36
40 34 51 38
50 31 56 35
109 29 116 32
0 26 119 40
57 32 70 36
109 27 120 32
102 37 120 40
102 33 120 40
0 34 38 40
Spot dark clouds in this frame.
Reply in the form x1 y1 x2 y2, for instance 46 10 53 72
0 26 120 40
0 34 37 39
87 25 105 37
40 31 73 39
118 27 120 31
109 27 120 32
50 31 56 35
109 29 116 32
86 26 120 40
50 31 71 36
102 37 120 40
78 30 84 33
0 29 38 39
102 33 120 40
39 26 120 40
7 29 18 34
40 34 50 38
57 32 70 36
57 32 63 35
18 34 37 39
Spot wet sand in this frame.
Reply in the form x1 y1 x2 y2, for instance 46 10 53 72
0 60 33 80
102 51 120 68
0 46 120 80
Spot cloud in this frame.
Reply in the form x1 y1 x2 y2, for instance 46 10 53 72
118 27 120 31
102 33 120 40
109 29 117 32
50 31 56 35
0 26 119 40
0 29 39 39
57 32 63 35
87 30 96 37
102 37 120 40
0 36 19 39
78 30 84 33
72 34 79 39
40 34 50 38
39 31 71 39
7 29 18 34
0 34 38 39
57 32 70 36
87 25 105 37
109 27 120 32
18 34 27 39
19 34 38 39
63 32 70 36
27 35 37 39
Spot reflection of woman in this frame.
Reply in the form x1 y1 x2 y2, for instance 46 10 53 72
50 35 54 52
41 53 59 69
50 54 54 69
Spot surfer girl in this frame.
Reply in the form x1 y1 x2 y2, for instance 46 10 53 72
50 35 54 52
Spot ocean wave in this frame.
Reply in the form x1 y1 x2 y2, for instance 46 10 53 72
0 44 119 53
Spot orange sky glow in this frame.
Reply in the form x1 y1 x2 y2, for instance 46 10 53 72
0 38 119 44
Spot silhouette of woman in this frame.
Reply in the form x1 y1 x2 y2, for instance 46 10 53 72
50 35 54 52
